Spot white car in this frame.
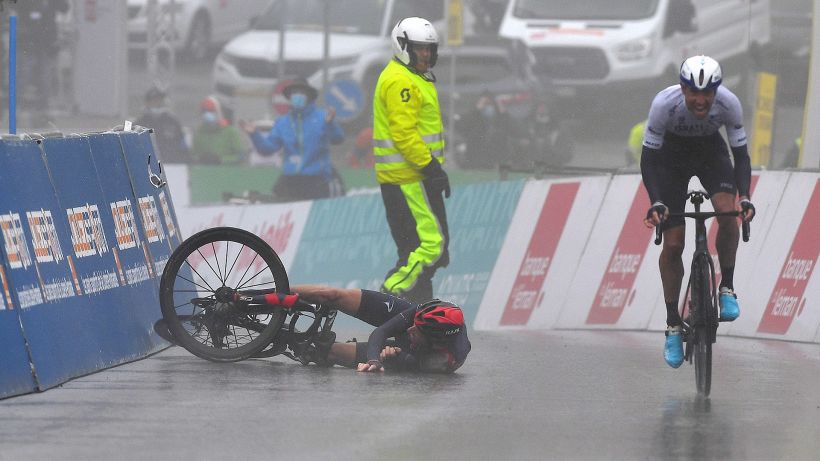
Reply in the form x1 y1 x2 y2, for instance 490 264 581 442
212 0 445 122
127 0 271 60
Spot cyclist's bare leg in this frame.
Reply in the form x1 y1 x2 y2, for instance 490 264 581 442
326 342 357 367
660 225 686 325
290 284 363 316
711 192 740 285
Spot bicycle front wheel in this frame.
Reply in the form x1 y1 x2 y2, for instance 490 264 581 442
689 253 715 396
159 227 289 362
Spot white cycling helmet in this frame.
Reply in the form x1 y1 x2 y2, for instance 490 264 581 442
679 55 722 91
391 17 439 68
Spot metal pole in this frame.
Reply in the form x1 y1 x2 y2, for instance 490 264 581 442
321 0 330 97
277 1 287 81
9 14 15 134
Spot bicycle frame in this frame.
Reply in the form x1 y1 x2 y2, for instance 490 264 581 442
654 190 750 396
229 289 338 361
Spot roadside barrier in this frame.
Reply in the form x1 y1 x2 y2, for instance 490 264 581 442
172 169 817 343
5 145 812 399
0 129 178 399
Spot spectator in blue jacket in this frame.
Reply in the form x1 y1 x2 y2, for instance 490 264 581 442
241 79 345 201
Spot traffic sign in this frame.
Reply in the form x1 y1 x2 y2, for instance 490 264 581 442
323 79 364 122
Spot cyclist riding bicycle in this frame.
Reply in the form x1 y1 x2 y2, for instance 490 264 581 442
287 285 470 373
640 55 756 369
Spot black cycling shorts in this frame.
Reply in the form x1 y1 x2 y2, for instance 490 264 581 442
656 133 737 229
355 289 415 327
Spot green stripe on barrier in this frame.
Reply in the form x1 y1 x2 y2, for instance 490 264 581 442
288 180 526 326
188 165 527 204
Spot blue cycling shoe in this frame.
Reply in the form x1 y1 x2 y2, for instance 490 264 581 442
719 287 740 321
664 326 684 369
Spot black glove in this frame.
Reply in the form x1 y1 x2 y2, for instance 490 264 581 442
739 198 755 221
646 201 668 223
421 159 451 199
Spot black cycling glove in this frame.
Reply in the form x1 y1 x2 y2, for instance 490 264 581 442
646 201 668 223
739 198 755 221
421 158 451 199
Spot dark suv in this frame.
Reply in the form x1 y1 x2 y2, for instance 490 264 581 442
435 38 573 169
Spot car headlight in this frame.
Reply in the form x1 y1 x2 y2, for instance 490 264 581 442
616 37 652 61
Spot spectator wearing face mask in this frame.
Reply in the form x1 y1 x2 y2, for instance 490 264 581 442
240 79 346 201
456 90 514 169
135 86 191 163
191 95 247 165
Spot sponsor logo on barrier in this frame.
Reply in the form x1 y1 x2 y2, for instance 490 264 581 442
0 265 9 309
158 191 177 241
0 212 33 270
67 204 109 258
586 184 652 324
758 179 819 334
501 182 580 325
138 196 166 244
255 211 295 254
27 209 64 264
111 199 141 250
17 283 45 308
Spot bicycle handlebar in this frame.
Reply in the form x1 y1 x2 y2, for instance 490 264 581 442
653 210 750 245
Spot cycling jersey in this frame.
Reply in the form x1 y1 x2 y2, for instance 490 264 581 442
355 290 470 373
643 85 747 150
640 84 752 215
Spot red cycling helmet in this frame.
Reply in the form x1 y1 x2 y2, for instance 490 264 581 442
414 300 465 342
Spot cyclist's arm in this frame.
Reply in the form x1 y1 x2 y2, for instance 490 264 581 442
731 144 752 199
640 145 665 204
364 308 414 366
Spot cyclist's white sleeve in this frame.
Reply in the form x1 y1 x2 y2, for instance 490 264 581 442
643 85 748 149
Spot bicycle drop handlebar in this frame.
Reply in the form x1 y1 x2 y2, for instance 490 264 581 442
654 210 751 245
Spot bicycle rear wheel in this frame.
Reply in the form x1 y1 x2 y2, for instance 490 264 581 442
159 227 289 362
690 253 715 396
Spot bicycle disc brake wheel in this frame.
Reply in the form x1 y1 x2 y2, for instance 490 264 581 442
159 227 289 362
690 254 713 396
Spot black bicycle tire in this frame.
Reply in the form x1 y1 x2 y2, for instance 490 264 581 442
159 227 289 362
690 253 713 396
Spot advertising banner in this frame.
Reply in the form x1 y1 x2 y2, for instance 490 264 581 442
175 201 312 274
0 138 98 389
116 130 182 280
754 174 820 341
0 229 36 397
43 136 166 361
555 175 659 329
289 181 525 326
474 177 610 330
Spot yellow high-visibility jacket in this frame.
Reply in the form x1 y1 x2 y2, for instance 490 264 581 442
372 59 445 185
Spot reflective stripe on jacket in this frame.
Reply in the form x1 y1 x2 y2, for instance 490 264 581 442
372 59 445 185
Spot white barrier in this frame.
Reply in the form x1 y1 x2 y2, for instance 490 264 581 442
176 201 312 273
474 177 610 330
475 171 820 346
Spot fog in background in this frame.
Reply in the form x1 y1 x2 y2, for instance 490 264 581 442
0 0 813 176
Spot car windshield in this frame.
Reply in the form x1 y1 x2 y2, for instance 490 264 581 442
254 0 388 35
513 0 659 20
436 55 509 86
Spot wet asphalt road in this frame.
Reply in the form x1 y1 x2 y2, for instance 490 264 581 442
2 329 819 461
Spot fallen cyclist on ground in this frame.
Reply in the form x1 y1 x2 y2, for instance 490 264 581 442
289 285 471 373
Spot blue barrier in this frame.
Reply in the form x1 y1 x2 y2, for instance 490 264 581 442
0 130 180 399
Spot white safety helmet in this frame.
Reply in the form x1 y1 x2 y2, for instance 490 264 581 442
679 55 722 91
391 17 439 68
